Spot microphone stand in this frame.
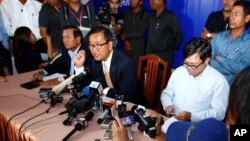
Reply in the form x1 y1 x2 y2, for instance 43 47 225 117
46 92 63 113
68 83 78 100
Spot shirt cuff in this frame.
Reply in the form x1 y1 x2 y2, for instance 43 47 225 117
161 117 178 134
103 87 110 95
74 66 85 75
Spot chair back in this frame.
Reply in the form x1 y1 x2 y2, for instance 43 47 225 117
137 54 168 109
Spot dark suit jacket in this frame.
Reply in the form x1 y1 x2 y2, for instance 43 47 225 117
18 50 43 73
91 49 146 106
44 44 92 76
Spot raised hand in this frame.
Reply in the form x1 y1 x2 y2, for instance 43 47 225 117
74 50 86 68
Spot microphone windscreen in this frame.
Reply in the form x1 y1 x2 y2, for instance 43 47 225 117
85 111 94 122
131 105 138 113
75 99 90 113
53 75 75 95
82 86 90 96
74 122 83 130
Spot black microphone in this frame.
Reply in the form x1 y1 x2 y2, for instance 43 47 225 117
97 109 109 124
62 111 94 141
63 98 91 125
72 68 91 84
131 105 143 122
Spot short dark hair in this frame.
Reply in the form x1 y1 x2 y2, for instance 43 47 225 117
233 1 250 28
184 38 211 62
227 66 250 124
62 25 83 42
234 1 250 16
88 26 113 43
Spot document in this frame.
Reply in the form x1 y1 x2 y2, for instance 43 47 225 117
42 73 66 81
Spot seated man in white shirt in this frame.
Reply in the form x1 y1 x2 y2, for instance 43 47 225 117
111 65 250 141
161 38 229 122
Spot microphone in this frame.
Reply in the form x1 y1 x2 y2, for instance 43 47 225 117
131 105 145 122
97 109 109 124
72 68 90 84
63 98 91 125
48 75 75 98
48 69 89 98
63 111 94 141
89 78 103 95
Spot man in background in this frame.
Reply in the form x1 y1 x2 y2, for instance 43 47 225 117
123 0 149 66
147 0 183 65
33 25 91 78
210 1 250 84
201 0 238 40
97 0 124 47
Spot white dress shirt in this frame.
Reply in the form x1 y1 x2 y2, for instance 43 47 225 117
161 65 229 122
0 0 41 39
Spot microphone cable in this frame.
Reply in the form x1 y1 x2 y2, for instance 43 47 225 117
0 94 41 101
6 99 45 128
17 105 52 141
2 95 43 141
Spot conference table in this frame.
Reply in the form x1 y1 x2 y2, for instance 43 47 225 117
0 71 165 141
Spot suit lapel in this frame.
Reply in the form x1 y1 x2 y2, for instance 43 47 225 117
64 52 71 75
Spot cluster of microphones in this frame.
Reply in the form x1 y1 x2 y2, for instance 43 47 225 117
96 95 158 140
38 69 158 140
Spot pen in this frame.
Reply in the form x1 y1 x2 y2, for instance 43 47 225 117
233 47 240 54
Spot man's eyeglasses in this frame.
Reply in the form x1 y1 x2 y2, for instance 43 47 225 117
88 41 109 50
183 61 204 69
230 11 244 17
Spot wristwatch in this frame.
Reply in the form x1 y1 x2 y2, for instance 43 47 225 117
206 32 212 39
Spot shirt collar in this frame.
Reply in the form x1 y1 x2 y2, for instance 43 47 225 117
68 44 81 57
227 30 248 41
187 64 210 79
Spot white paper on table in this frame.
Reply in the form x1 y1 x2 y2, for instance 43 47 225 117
42 73 67 81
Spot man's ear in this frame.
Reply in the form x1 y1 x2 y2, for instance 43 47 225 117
205 57 210 64
245 15 250 24
76 36 81 44
108 41 113 51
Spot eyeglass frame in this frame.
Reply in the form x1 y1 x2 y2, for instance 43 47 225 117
88 41 109 50
183 60 205 69
230 11 244 18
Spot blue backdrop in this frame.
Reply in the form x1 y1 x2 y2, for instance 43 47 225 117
92 0 222 68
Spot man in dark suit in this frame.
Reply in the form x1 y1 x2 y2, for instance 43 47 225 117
33 25 91 79
74 26 146 106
